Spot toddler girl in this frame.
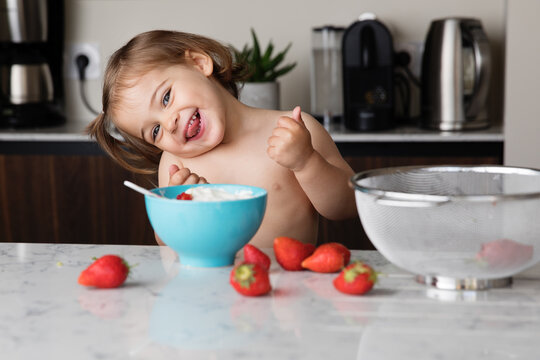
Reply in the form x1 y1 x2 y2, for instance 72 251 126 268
87 30 357 247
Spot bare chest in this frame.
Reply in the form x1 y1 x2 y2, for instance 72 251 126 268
181 139 293 194
178 138 317 245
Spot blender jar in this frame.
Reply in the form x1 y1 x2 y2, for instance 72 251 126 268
310 26 344 131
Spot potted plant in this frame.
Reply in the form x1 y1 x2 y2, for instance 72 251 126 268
232 28 297 109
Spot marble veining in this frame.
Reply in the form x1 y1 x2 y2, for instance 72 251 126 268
0 243 539 359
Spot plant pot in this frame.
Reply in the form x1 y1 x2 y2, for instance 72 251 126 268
239 82 280 110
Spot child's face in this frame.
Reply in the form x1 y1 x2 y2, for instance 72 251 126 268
114 61 226 158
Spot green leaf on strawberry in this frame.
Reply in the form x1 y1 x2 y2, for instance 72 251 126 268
230 262 271 296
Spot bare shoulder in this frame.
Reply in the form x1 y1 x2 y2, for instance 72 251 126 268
299 111 334 146
299 110 324 132
158 151 184 187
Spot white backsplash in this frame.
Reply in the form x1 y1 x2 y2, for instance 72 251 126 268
63 0 506 125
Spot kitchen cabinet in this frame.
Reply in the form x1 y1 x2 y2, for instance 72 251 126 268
0 139 503 249
0 151 157 245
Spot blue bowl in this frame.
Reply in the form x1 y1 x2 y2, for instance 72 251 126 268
144 184 267 267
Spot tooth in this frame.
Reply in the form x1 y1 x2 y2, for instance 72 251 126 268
191 114 197 120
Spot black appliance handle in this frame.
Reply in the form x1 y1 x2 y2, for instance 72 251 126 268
360 26 377 68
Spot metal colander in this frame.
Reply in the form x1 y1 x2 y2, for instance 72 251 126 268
352 165 540 290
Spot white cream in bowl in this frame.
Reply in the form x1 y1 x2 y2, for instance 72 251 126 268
184 187 254 201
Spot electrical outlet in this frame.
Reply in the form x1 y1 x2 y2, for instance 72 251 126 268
66 42 100 80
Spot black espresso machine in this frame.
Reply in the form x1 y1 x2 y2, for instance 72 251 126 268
0 0 65 128
342 14 395 131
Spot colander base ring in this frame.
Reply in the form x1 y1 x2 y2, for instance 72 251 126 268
416 275 512 290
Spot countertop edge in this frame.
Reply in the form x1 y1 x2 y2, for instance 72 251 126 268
0 122 505 143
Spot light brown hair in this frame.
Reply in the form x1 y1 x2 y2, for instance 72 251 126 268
87 30 248 174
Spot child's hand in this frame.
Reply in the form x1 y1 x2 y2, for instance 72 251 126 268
267 106 314 171
168 164 208 186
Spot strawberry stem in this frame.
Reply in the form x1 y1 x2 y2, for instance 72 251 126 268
235 264 256 288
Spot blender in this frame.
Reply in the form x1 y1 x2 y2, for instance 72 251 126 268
310 25 345 132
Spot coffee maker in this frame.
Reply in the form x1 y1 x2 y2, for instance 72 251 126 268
0 0 65 128
421 18 491 130
342 14 395 131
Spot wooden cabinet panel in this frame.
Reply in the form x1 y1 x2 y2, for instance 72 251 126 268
0 154 157 245
0 149 502 248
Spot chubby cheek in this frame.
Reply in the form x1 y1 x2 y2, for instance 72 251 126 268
209 123 225 146
200 116 224 145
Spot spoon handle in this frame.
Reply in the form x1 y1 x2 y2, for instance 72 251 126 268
123 180 161 198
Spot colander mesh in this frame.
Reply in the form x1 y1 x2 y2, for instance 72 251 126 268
357 166 540 196
353 166 540 279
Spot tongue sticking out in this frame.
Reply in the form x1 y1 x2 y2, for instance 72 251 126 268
186 115 201 139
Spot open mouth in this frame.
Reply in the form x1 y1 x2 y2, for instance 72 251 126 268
185 111 202 140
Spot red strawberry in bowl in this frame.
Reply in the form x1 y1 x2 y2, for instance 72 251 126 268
176 192 193 200
78 255 131 289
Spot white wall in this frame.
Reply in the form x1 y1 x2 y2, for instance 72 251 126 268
504 0 540 168
64 0 506 126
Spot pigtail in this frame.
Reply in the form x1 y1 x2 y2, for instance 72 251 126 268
86 112 161 175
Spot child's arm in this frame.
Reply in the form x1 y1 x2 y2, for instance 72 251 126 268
267 106 357 220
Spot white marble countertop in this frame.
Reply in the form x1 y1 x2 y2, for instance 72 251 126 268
0 121 504 143
329 124 504 143
1 243 539 359
0 121 91 142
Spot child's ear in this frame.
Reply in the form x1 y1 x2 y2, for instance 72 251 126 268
185 50 213 76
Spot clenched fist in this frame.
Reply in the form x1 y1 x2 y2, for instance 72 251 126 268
168 164 208 186
267 106 314 171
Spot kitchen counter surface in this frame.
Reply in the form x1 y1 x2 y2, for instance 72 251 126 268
0 121 504 143
329 124 504 142
1 243 539 359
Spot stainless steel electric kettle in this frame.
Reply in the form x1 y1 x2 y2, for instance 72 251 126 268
421 18 491 130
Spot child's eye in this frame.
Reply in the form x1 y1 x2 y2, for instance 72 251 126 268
162 90 171 107
152 125 161 141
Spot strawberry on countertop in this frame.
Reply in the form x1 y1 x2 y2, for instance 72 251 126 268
333 261 377 295
243 244 271 271
325 242 351 266
273 236 315 271
78 255 131 289
301 242 351 273
230 262 272 296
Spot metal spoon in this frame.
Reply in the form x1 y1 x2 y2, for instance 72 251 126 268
123 180 162 198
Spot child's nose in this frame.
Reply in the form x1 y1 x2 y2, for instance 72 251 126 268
163 114 178 133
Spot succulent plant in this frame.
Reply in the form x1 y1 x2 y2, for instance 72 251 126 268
232 28 297 82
